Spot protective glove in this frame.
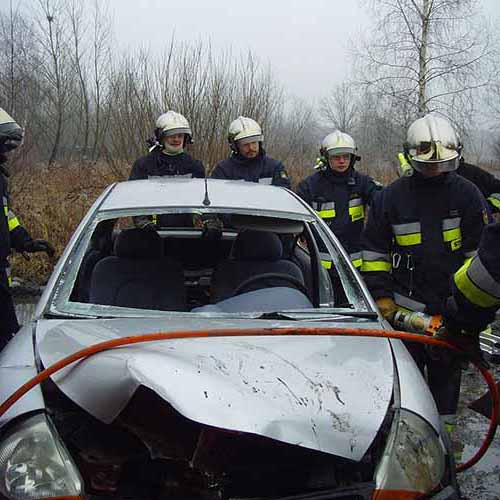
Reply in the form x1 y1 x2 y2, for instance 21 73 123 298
376 297 398 322
23 239 55 258
201 215 223 241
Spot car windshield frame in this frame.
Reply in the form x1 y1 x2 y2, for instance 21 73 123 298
45 205 374 320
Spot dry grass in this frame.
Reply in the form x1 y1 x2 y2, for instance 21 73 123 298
9 161 127 284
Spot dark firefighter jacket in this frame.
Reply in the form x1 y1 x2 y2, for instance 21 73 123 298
296 167 381 269
1 169 31 268
446 221 500 331
129 149 205 180
129 149 205 227
457 161 500 213
211 150 291 188
361 171 488 315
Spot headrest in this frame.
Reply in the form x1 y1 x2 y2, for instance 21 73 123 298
233 230 283 262
114 228 163 259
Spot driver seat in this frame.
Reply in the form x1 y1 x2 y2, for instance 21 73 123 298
210 230 304 303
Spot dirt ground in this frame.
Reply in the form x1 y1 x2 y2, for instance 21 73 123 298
456 363 500 499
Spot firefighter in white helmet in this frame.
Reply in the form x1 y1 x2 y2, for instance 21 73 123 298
0 108 55 349
129 111 205 227
130 111 204 180
361 113 489 434
211 117 290 187
297 130 381 272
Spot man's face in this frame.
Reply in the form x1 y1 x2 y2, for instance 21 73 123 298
328 154 351 173
164 134 185 148
419 164 442 178
238 141 259 159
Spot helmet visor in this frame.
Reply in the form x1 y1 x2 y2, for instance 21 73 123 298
236 134 263 145
326 146 355 157
408 141 459 173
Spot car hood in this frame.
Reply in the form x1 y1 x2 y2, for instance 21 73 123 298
37 317 394 461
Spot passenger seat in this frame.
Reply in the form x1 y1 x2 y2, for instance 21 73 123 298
89 228 186 311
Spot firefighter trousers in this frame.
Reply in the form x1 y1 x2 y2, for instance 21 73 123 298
0 267 19 350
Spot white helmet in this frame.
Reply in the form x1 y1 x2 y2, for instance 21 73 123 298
0 108 23 154
405 113 461 173
228 117 263 149
155 111 193 144
320 130 357 158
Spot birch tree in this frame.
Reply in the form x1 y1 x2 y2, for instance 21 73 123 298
355 0 496 128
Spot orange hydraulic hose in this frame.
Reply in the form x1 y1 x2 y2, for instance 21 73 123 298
0 326 497 474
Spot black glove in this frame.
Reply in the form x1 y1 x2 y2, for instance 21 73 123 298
23 239 55 258
201 215 223 241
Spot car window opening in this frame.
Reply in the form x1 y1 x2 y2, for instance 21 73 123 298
56 210 369 317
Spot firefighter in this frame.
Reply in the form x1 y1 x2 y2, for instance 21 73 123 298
457 160 500 215
296 130 381 271
211 117 290 188
129 111 205 228
361 113 488 431
129 111 205 180
445 221 500 335
0 108 54 349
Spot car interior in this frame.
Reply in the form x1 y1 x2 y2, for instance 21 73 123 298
69 212 348 313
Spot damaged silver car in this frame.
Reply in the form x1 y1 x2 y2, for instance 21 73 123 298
0 178 459 499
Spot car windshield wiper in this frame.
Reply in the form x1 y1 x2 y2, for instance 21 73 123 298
255 309 379 321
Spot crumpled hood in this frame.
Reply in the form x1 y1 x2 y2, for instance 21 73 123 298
37 317 394 461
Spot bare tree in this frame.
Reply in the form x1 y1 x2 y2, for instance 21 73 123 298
354 0 497 129
68 0 90 158
320 81 359 131
35 0 74 165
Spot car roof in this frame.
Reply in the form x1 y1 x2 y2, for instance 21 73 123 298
99 178 311 216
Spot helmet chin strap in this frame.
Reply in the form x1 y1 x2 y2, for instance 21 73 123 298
163 142 184 155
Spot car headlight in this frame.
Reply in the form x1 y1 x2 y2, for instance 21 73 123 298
373 409 446 499
0 413 82 500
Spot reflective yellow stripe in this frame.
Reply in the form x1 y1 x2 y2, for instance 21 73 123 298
392 222 421 246
317 209 336 219
3 206 8 216
350 251 362 268
8 210 20 232
487 194 500 209
348 204 365 222
454 258 500 308
443 227 461 242
319 252 333 270
351 258 362 268
361 250 392 272
361 260 392 272
395 233 421 246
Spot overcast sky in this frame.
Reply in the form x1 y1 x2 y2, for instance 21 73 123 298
111 0 500 103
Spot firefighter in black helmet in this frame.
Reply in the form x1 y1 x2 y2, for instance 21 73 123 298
0 108 55 349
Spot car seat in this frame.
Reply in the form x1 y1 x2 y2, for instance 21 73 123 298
89 228 186 311
210 230 305 303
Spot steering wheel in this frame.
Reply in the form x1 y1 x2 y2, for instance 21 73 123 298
232 273 310 298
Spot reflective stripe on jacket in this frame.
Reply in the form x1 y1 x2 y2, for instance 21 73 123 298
1 171 31 267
